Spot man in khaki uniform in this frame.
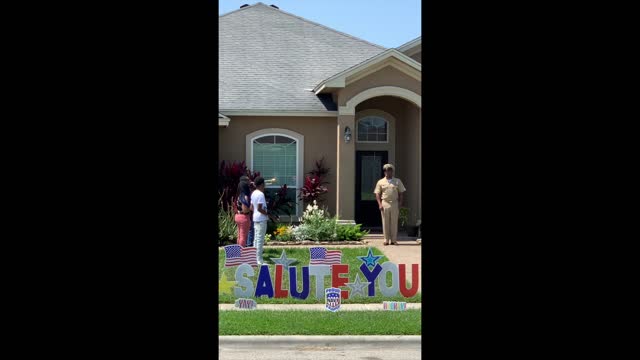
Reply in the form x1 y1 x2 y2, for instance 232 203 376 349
374 164 406 246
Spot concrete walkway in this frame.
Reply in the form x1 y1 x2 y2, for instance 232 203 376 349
219 303 421 311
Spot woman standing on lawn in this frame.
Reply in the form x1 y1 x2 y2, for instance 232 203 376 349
234 180 252 247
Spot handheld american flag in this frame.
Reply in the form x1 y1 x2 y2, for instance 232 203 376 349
224 245 257 267
309 247 342 265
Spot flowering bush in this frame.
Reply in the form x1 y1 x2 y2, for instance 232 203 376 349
273 224 294 241
291 200 337 241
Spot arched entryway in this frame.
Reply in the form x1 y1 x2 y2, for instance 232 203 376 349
335 86 422 228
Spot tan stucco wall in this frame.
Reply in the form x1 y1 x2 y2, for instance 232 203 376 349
218 116 338 216
395 104 421 225
337 66 421 106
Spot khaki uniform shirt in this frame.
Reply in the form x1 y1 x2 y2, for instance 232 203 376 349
374 177 406 203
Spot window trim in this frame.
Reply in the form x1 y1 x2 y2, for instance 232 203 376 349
246 128 304 219
356 116 390 144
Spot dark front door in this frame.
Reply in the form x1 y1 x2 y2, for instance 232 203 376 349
355 151 388 227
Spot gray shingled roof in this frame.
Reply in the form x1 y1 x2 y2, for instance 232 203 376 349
219 3 386 112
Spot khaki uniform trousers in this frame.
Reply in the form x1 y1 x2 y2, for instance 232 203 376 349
381 200 399 243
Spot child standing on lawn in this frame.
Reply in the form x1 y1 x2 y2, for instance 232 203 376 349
250 176 268 265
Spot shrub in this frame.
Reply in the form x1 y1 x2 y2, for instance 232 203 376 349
218 198 237 246
399 207 410 228
336 223 369 241
291 200 337 241
273 225 294 241
266 184 295 222
266 221 278 236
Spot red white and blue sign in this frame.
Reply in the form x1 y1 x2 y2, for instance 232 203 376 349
222 246 420 300
325 287 342 312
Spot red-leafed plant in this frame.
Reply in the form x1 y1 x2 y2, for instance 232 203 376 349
218 160 261 211
299 157 331 204
218 160 293 221
265 184 295 223
299 175 328 204
308 157 330 184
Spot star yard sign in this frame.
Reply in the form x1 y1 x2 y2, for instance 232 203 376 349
270 250 298 268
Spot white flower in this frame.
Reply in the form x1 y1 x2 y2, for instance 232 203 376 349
313 205 318 210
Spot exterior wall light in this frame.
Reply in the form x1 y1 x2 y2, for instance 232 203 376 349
344 126 352 143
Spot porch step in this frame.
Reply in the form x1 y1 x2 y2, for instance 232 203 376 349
363 234 419 241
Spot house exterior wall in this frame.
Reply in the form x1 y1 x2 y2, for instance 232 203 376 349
337 66 421 107
395 103 421 226
218 116 338 216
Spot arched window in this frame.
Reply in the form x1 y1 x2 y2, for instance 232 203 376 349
249 131 302 217
252 135 297 187
357 116 388 143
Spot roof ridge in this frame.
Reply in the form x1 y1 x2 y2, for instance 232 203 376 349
221 2 386 50
396 36 421 51
219 2 261 18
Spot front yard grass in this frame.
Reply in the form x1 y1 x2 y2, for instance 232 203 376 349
219 309 421 335
218 247 421 304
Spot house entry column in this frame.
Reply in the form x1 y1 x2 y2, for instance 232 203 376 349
336 114 355 221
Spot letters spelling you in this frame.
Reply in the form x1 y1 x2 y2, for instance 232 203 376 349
231 257 420 300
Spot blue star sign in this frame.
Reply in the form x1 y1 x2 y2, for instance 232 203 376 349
357 248 382 269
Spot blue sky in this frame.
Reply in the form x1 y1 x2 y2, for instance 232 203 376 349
218 0 421 48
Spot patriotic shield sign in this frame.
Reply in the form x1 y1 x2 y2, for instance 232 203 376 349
325 287 341 312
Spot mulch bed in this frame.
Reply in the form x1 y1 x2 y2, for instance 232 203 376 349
266 240 365 246
218 240 368 247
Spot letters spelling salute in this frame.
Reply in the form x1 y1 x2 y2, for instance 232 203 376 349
225 246 419 300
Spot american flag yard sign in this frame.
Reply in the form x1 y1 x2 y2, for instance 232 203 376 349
224 245 257 267
309 247 342 265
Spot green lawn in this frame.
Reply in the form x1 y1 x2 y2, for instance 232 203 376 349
219 310 422 335
218 247 421 304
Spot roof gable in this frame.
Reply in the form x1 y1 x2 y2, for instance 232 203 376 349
397 36 421 57
314 49 421 94
219 3 387 112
